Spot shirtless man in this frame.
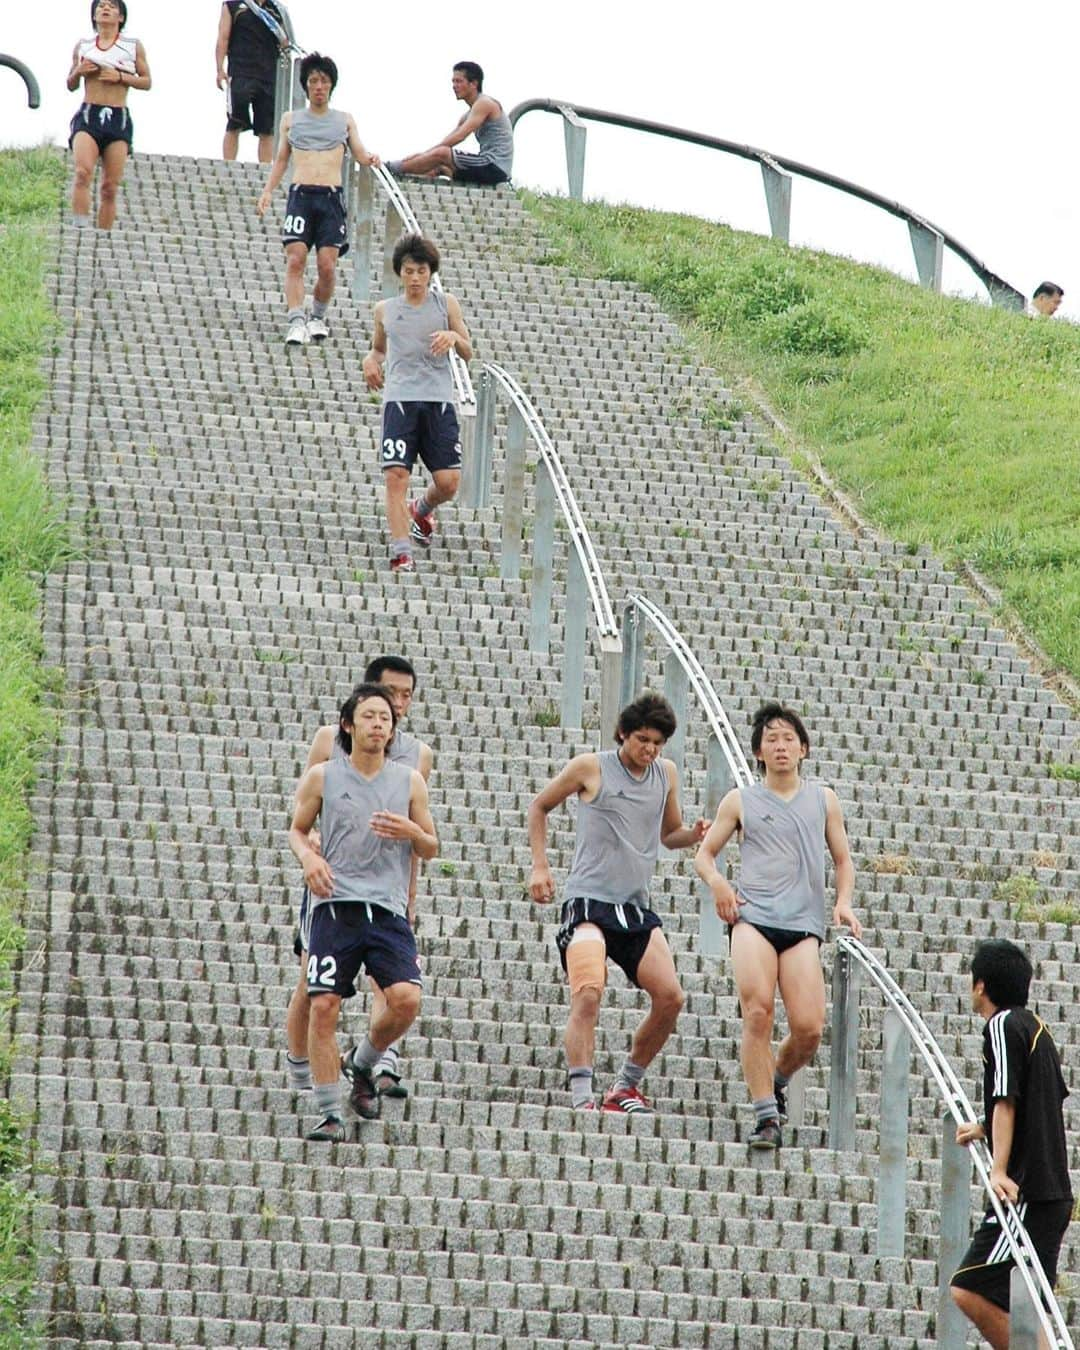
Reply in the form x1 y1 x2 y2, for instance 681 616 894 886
387 61 513 187
256 51 379 344
66 0 151 231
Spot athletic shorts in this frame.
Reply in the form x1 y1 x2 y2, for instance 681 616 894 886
305 900 422 999
226 77 275 136
281 184 349 257
450 150 510 186
380 400 462 474
729 920 822 956
69 103 133 153
556 897 662 987
951 1198 1072 1312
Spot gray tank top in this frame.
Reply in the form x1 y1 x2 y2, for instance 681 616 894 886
288 107 349 152
564 750 668 907
387 729 422 770
316 756 413 918
383 291 456 402
476 107 513 176
736 780 828 938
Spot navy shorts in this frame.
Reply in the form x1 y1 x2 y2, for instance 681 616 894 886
381 400 462 475
226 77 274 136
69 103 133 153
730 921 822 956
282 184 349 257
306 900 422 999
451 150 509 186
556 897 662 987
951 1198 1072 1312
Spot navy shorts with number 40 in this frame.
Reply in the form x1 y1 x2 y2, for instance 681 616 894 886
305 900 422 999
281 184 349 257
381 400 462 474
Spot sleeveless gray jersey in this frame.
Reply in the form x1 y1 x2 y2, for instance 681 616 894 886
288 107 349 152
476 107 513 176
315 756 413 918
387 728 422 770
736 780 828 938
564 750 668 907
383 291 456 403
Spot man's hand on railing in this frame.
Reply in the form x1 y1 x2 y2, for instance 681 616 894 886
956 1121 985 1146
989 1165 1019 1205
832 899 862 939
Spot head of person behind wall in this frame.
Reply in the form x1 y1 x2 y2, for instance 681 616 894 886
1031 281 1064 317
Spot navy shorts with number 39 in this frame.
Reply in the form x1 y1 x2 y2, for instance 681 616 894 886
380 400 462 474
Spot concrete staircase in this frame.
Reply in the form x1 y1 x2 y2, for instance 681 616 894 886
14 154 1078 1348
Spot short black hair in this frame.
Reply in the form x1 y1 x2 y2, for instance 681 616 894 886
971 939 1032 1009
300 52 338 94
615 692 676 744
364 654 417 688
1033 281 1064 300
453 61 484 91
392 233 440 276
92 0 128 30
336 682 397 753
750 702 810 772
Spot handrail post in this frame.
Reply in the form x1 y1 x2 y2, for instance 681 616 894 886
1008 1267 1041 1348
827 947 861 1151
500 402 527 580
558 104 587 200
619 602 644 707
273 55 291 138
530 459 556 653
987 281 1026 312
598 635 622 750
908 221 944 293
381 201 403 299
877 1007 910 1257
351 162 374 301
786 1070 805 1131
760 155 792 244
561 548 587 728
938 1123 972 1350
663 651 689 777
462 369 494 509
698 733 731 957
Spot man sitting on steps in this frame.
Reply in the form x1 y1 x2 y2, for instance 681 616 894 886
386 61 513 187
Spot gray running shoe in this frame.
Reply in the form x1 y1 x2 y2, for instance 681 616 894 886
286 316 309 346
307 316 330 341
306 1113 345 1142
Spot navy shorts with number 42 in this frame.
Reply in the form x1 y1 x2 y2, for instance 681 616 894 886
306 900 422 999
380 400 462 474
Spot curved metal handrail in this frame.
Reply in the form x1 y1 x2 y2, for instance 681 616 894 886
483 360 617 640
508 98 1025 308
0 54 40 108
838 935 1074 1350
370 163 476 411
625 592 752 789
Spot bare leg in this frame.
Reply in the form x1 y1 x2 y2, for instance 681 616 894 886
774 938 826 1077
730 922 781 1101
257 132 274 163
313 246 339 306
369 981 421 1052
564 987 601 1068
284 241 308 311
420 467 461 512
308 992 342 1084
97 139 129 231
384 465 411 542
71 132 101 220
286 954 310 1058
627 928 685 1069
950 1287 1010 1350
223 129 240 161
396 145 455 178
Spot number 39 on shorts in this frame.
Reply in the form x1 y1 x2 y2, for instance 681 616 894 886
381 437 408 463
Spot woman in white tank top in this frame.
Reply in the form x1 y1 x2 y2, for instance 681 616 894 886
65 0 151 231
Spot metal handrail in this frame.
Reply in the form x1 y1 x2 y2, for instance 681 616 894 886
836 935 1073 1350
508 98 1026 309
0 54 40 109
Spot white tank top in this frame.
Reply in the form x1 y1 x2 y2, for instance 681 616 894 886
78 35 139 75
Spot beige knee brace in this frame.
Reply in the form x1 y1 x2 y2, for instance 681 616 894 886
566 926 607 996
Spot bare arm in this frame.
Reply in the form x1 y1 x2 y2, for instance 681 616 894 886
216 5 232 87
97 42 151 92
346 115 380 168
68 42 98 91
694 788 744 924
256 114 292 215
363 302 388 388
526 754 600 902
439 96 498 148
988 1098 1019 1203
824 787 861 937
406 742 434 924
659 759 709 850
288 765 334 897
305 724 336 771
430 292 473 361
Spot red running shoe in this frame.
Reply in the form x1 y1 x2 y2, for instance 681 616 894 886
602 1085 653 1115
408 499 436 547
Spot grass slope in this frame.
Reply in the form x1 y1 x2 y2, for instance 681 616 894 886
0 145 70 1348
524 195 1080 688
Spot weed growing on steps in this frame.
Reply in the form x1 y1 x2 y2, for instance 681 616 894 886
523 192 1080 684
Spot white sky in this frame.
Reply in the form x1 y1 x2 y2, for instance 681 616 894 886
4 0 1078 318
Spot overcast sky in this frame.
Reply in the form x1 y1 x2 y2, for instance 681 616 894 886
4 0 1078 318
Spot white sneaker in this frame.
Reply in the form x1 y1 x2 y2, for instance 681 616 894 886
285 316 309 346
307 316 330 341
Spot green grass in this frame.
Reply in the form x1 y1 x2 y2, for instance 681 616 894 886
523 194 1080 683
0 145 70 1348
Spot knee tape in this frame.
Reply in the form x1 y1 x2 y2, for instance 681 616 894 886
566 928 607 996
